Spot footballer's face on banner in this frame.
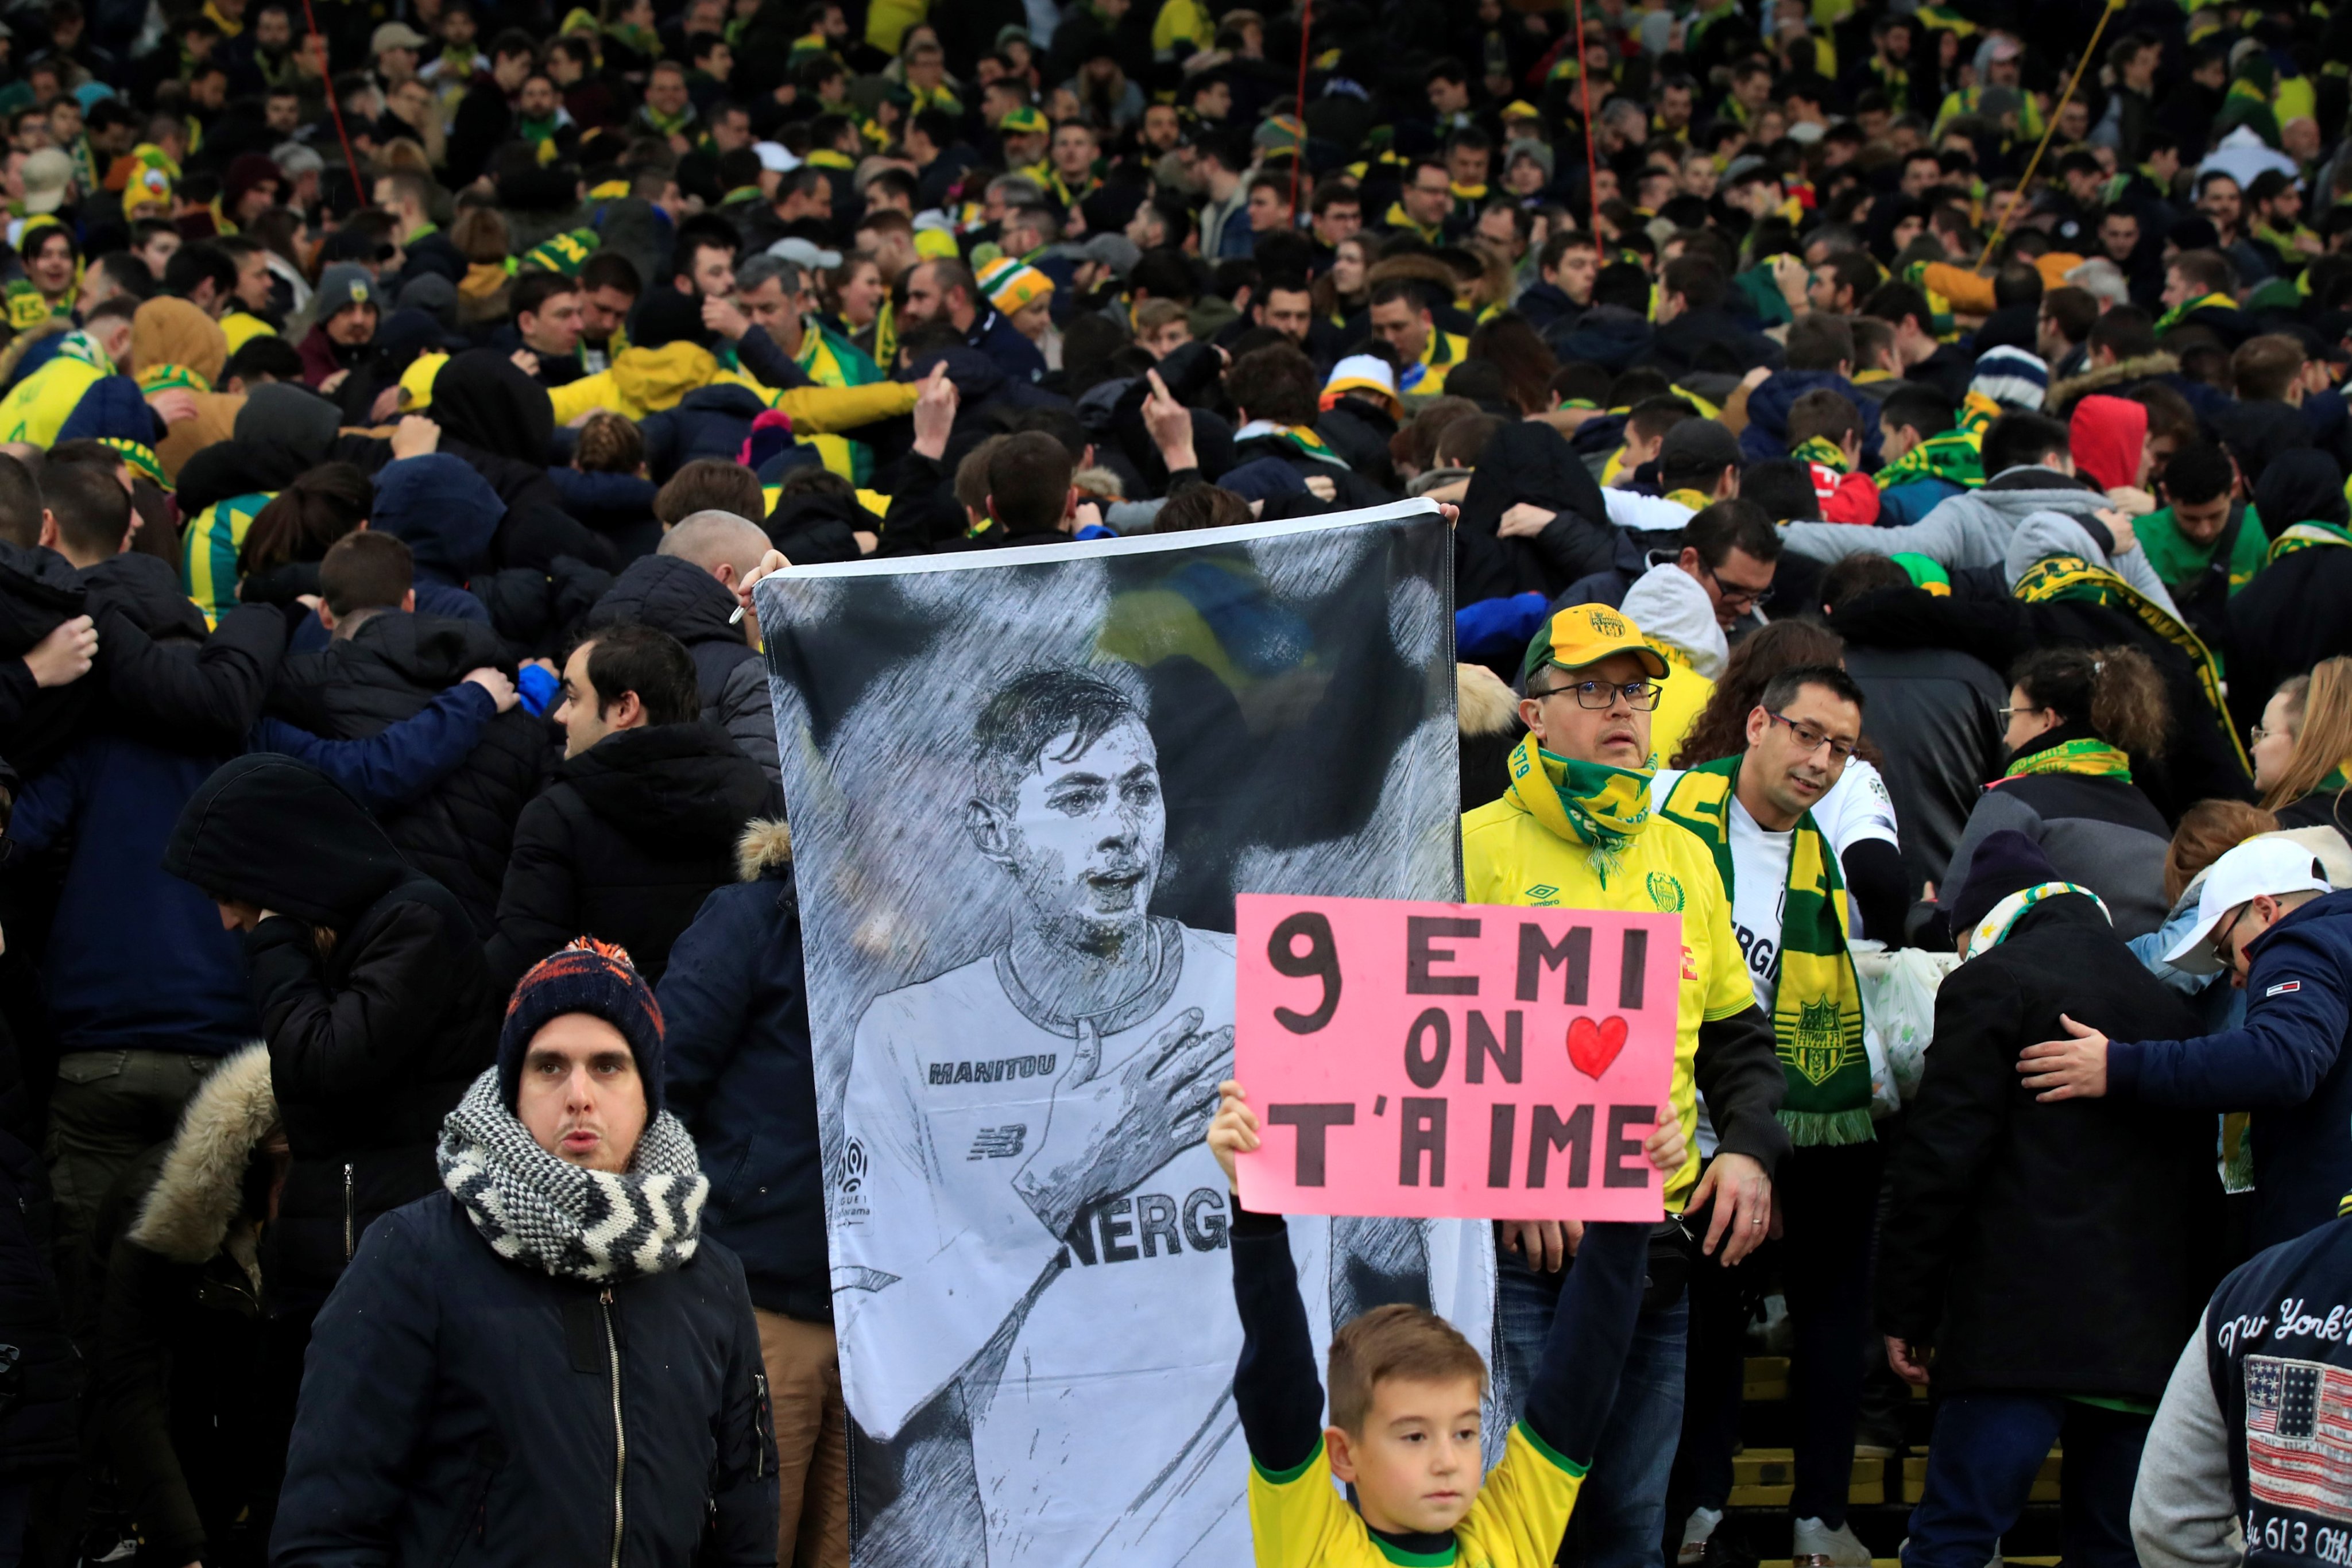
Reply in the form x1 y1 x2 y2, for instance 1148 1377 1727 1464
978 719 1166 947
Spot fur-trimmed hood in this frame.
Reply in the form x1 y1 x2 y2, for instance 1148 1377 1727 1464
127 1043 277 1267
735 818 791 882
2044 352 2180 415
1458 663 1520 738
0 316 76 390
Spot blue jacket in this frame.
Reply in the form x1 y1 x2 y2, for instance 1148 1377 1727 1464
1738 367 1883 466
6 691 494 1056
657 824 826 1321
370 453 500 595
270 1191 775 1568
1879 477 1964 528
968 305 1047 385
2110 889 2352 1250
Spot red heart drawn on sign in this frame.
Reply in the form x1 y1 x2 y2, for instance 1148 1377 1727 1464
1566 1016 1630 1079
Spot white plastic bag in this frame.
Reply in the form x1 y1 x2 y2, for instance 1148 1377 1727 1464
1852 943 1963 1103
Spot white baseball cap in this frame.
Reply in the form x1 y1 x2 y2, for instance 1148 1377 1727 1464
2164 838 2334 975
753 141 802 175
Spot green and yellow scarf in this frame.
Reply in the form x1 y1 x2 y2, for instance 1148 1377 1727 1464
1504 734 1652 889
1658 757 1874 1145
1874 426 1983 491
2012 553 2249 774
1961 880 2109 959
137 362 212 396
1239 421 1349 467
2155 291 2236 334
1665 487 1714 511
1792 435 1850 473
2268 520 2352 562
2002 736 2135 783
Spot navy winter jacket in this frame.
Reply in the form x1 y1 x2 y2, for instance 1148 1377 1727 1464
1738 368 1883 466
2109 888 2352 1250
270 1191 776 1568
370 453 501 597
658 823 827 1321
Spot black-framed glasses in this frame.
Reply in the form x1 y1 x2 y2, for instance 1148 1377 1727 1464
1701 561 1770 611
1534 679 1663 711
2211 903 2254 969
1998 704 2045 726
1764 710 1859 762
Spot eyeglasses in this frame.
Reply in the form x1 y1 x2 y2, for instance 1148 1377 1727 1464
1533 679 1663 711
1998 704 2046 726
1701 562 1770 611
2251 723 2278 746
2211 903 2254 969
1763 710 1859 762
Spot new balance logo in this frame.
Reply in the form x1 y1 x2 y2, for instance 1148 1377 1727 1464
968 1125 1027 1160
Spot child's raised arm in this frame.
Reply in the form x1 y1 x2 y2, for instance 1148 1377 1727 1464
1217 1083 1325 1477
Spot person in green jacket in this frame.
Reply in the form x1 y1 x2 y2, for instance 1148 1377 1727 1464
2135 442 2264 656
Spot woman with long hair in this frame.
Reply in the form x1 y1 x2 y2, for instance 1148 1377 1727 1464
1311 236 1371 336
1465 313 1558 416
1934 644 2175 942
2253 659 2352 843
827 251 888 359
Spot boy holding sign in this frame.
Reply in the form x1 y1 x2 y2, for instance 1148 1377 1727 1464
1209 1081 1684 1568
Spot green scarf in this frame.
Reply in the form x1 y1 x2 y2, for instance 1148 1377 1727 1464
2011 553 2250 775
1874 427 1983 491
1961 881 2110 959
1791 435 1849 473
2003 736 2136 784
1241 421 1349 467
136 362 212 395
1503 734 1653 889
2318 762 2352 793
2155 291 2236 334
640 98 696 137
2268 520 2352 562
1658 758 1874 1145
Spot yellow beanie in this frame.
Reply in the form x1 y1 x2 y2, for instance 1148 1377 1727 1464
977 257 1053 315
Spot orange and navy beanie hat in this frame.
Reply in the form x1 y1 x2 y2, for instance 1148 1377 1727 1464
498 938 667 1116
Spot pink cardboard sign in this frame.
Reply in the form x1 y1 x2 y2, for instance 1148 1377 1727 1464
1233 893 1678 1222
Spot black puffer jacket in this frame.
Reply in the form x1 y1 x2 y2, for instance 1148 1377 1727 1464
1452 421 1622 607
268 612 551 934
585 557 777 785
483 723 779 992
1878 894 2222 1400
163 756 498 1313
271 1191 774 1568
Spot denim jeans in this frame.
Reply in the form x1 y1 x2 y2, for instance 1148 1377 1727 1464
1498 1241 1689 1568
1902 1393 2148 1568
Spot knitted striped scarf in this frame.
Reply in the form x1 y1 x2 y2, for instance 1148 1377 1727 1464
2268 520 2352 562
1874 427 1983 491
2002 736 2135 783
436 1071 707 1283
1504 733 1653 889
1657 757 1874 1145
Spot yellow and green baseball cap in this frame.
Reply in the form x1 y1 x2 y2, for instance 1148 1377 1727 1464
1522 603 1669 682
997 105 1049 135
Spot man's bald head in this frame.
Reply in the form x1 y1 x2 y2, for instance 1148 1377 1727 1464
660 509 771 587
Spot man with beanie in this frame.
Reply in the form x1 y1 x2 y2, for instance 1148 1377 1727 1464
1879 830 2222 1568
2013 836 2352 1252
1461 603 1786 1568
272 939 776 1566
296 263 381 392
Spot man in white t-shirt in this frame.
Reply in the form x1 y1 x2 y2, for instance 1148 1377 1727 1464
831 665 1288 1565
1650 664 1891 1568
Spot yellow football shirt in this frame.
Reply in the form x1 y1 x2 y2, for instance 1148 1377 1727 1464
1460 797 1753 1210
1248 1423 1585 1568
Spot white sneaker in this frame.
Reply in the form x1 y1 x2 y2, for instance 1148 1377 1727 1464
1792 1516 1872 1568
1677 1507 1724 1565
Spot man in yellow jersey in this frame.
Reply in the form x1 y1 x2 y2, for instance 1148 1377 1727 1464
1461 604 1787 1568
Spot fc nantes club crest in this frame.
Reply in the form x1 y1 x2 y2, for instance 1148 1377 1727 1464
1785 996 1851 1085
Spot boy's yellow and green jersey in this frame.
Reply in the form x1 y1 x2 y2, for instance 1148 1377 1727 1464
1248 1423 1585 1568
183 490 276 627
1461 759 1753 1210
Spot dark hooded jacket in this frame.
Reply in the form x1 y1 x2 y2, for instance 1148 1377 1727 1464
266 611 551 935
1314 397 1400 492
482 723 779 993
639 383 774 485
0 980 76 1482
1633 305 1782 379
761 488 877 566
1738 367 1883 465
1878 892 2221 1399
2227 451 2352 740
162 755 500 1311
657 821 826 1321
369 452 501 602
585 557 778 786
1452 421 1624 607
393 351 616 575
